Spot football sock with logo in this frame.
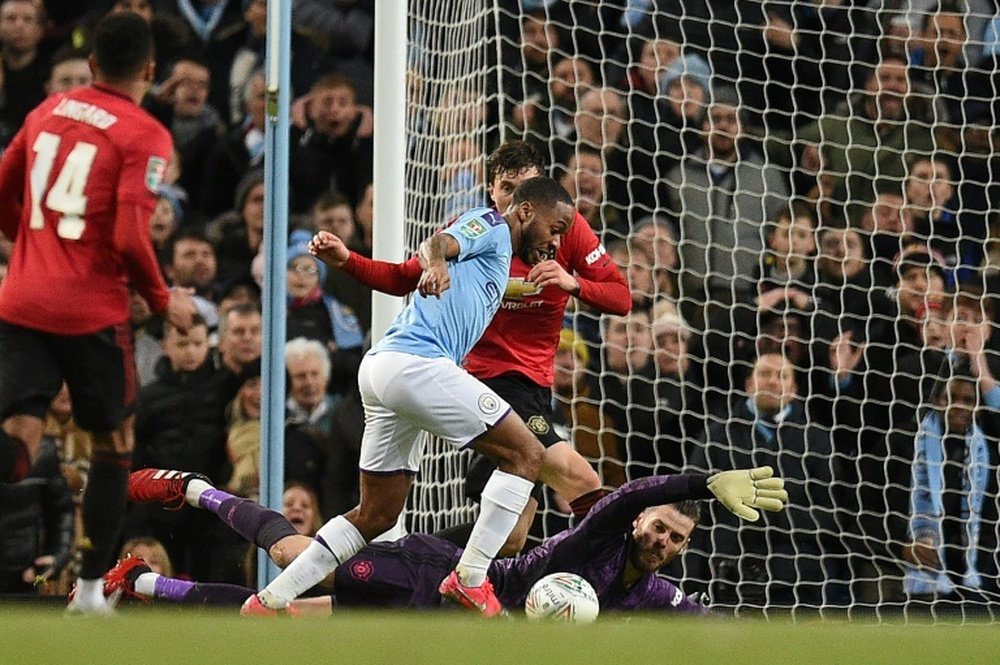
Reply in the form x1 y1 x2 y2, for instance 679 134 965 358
79 451 131 579
258 515 366 609
457 469 534 587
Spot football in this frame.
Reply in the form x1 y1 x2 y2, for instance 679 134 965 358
524 572 600 623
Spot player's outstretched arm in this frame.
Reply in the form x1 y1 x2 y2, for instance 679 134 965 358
707 466 788 521
314 229 423 296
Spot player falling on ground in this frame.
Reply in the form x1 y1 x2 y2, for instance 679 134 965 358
0 12 197 615
238 176 576 617
115 465 787 614
313 140 630 553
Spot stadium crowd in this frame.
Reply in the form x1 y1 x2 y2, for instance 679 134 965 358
2 0 1000 613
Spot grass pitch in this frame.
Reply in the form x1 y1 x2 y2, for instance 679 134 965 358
2 604 999 665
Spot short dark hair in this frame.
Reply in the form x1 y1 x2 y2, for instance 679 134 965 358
218 302 262 337
952 285 995 322
669 500 701 526
163 312 207 337
485 140 546 183
169 52 211 76
313 189 351 213
92 12 154 82
310 72 356 97
921 0 967 31
50 44 90 69
511 176 573 210
769 199 817 238
167 228 213 262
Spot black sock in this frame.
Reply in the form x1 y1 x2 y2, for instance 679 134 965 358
217 496 299 552
0 430 30 482
79 451 131 579
183 582 257 606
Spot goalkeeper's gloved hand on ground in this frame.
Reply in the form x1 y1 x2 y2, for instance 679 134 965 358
707 466 788 521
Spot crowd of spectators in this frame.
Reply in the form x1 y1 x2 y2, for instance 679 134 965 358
2 0 1000 613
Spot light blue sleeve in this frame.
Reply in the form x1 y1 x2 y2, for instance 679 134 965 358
909 436 935 539
442 211 504 262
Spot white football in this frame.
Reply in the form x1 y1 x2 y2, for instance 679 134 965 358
524 572 600 623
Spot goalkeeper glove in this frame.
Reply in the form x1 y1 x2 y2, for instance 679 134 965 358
707 466 788 521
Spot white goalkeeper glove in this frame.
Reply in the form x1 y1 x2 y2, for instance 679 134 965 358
707 466 788 521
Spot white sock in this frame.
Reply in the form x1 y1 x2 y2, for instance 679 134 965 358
457 470 533 587
258 516 367 608
74 578 105 607
69 578 114 615
134 572 160 598
185 478 214 507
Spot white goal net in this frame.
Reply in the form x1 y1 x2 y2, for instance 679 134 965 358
401 0 1000 617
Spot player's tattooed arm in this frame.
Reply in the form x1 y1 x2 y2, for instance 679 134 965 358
417 233 459 298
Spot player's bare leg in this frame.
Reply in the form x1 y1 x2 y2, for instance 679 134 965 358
538 442 602 501
68 417 135 615
253 472 412 611
0 414 44 482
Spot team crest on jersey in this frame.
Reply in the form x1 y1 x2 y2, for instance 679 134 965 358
505 278 542 300
478 393 501 415
350 559 374 582
457 218 487 239
145 156 167 192
526 415 549 435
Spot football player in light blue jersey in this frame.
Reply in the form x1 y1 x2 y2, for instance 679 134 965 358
243 176 575 617
373 205 511 366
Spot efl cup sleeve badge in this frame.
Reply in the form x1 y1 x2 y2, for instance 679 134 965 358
145 156 167 193
457 218 487 239
477 393 501 415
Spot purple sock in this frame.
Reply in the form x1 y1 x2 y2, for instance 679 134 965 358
154 576 196 601
198 488 236 513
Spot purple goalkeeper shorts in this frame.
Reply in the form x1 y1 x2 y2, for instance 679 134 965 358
333 534 463 609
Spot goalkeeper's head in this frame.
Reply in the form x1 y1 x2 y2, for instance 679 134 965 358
629 501 700 572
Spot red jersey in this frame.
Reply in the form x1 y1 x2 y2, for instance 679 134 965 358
0 84 172 335
344 211 630 387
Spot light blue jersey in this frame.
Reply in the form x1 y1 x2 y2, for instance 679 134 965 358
372 207 511 365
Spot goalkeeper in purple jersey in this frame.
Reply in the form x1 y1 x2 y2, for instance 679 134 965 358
108 466 786 615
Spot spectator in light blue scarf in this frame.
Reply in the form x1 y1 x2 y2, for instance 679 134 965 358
904 369 999 599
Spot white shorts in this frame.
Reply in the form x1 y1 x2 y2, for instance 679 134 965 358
356 351 512 474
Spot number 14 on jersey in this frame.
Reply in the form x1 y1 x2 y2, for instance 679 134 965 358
30 131 97 240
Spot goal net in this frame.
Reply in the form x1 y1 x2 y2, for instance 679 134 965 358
401 0 1000 617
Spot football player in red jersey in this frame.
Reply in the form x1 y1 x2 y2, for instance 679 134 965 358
310 140 631 553
0 12 197 614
